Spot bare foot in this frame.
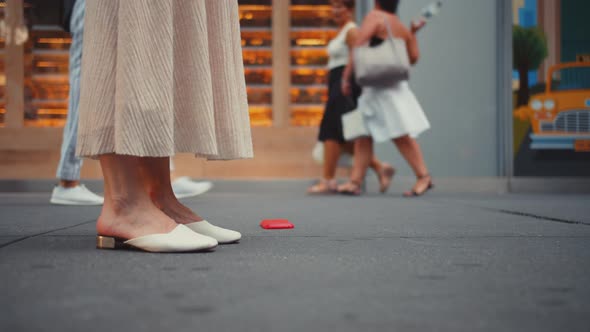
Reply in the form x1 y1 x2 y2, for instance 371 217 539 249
96 199 178 240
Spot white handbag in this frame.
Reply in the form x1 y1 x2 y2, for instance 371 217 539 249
311 142 353 167
342 109 369 141
354 15 410 87
311 142 324 164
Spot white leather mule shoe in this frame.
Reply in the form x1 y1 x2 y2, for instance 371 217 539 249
185 220 241 244
96 225 218 252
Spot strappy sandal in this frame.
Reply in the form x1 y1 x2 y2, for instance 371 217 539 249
337 181 362 196
403 174 434 197
307 178 338 195
378 163 396 194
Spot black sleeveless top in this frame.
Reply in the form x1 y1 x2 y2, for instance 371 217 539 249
370 37 384 47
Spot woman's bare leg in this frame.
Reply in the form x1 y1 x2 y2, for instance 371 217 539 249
308 140 341 193
392 135 431 194
95 154 177 239
140 157 204 224
322 140 341 180
337 137 373 194
343 141 392 181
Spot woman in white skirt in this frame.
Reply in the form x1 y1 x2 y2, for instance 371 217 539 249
339 0 433 196
78 1 253 252
308 0 395 195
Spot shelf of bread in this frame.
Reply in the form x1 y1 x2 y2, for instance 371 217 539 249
291 86 328 105
291 30 337 49
291 49 329 67
23 29 70 127
32 53 69 74
0 56 4 127
245 68 272 85
239 0 273 127
24 100 67 127
241 30 272 48
289 0 336 127
243 49 272 67
290 4 333 28
0 34 4 126
290 105 324 127
31 30 71 52
292 68 328 85
239 3 272 28
249 105 273 127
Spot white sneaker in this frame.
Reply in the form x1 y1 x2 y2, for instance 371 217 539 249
172 177 213 199
50 184 104 206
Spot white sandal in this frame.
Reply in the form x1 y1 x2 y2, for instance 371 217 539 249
185 220 242 244
96 225 218 252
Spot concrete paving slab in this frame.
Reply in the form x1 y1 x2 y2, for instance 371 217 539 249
0 236 23 247
1 235 589 332
1 182 589 332
430 194 590 224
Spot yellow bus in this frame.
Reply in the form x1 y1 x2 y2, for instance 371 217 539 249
515 61 590 152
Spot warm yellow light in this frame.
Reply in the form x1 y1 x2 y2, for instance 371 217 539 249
296 39 325 46
248 106 272 127
36 61 61 67
36 109 68 115
239 5 272 11
290 5 331 11
250 38 264 46
294 69 314 75
38 38 72 44
25 119 67 127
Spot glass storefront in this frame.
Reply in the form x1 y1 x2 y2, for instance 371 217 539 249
0 0 352 179
21 0 69 127
239 0 273 127
24 26 70 127
290 0 336 126
0 1 6 127
2 0 344 129
512 0 590 176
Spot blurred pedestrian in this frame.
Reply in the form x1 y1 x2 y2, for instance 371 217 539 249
339 0 433 196
308 0 395 195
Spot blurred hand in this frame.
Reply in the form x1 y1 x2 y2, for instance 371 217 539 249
411 19 426 34
341 80 351 96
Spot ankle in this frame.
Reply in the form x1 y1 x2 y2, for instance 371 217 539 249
59 180 80 188
105 194 146 218
146 181 175 204
150 189 178 210
416 173 430 180
322 175 336 182
350 179 363 186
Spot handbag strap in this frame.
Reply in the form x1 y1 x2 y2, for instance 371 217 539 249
380 14 402 59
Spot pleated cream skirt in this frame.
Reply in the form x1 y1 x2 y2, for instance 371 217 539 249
76 0 253 160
